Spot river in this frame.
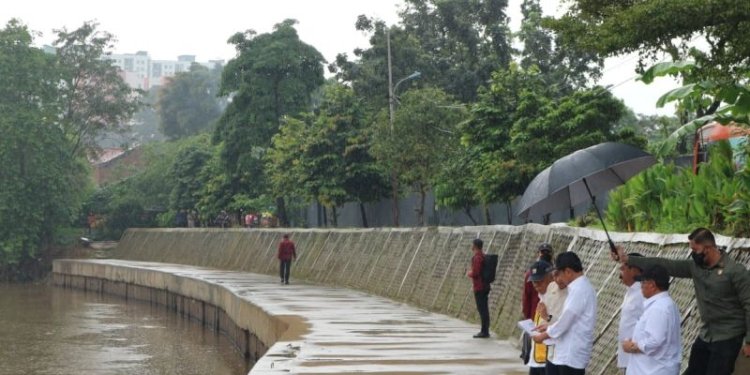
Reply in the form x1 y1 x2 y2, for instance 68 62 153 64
0 283 251 375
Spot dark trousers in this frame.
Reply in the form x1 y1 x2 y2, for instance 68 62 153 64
557 365 584 375
685 335 744 375
545 362 560 375
279 260 291 283
529 367 545 375
474 289 490 334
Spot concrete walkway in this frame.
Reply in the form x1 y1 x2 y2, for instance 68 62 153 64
54 259 527 375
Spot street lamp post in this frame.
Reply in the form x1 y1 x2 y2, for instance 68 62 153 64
386 29 421 227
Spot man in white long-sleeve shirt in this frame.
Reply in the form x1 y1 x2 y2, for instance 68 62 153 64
622 265 681 375
618 253 645 372
532 252 597 375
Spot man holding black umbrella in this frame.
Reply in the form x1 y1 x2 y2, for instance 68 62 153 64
614 228 750 375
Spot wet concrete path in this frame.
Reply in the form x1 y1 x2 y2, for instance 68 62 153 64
55 259 527 375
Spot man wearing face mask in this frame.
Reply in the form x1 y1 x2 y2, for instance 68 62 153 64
614 227 750 375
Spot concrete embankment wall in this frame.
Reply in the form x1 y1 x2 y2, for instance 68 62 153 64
107 225 750 375
51 260 290 365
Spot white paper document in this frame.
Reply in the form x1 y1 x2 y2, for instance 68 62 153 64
517 319 555 345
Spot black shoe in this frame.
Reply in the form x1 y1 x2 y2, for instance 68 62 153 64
473 332 490 338
285 281 289 285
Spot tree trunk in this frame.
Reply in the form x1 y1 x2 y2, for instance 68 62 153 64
332 206 338 227
505 201 512 224
391 171 399 227
417 185 426 227
276 197 288 227
464 207 478 225
359 202 368 228
483 205 492 225
322 205 328 227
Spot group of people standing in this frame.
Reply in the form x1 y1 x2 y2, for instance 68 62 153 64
468 227 750 375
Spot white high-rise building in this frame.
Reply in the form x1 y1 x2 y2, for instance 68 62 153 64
104 52 223 90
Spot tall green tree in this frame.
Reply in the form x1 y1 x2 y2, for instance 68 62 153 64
459 64 549 223
517 0 602 91
0 20 88 279
545 0 750 118
157 64 222 139
330 0 513 108
168 134 216 211
53 21 141 158
214 19 325 226
268 83 387 227
459 65 642 223
372 87 466 226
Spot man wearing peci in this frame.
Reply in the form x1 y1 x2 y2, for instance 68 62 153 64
615 227 750 375
622 265 681 375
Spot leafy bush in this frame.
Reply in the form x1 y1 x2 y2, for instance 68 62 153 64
607 141 749 236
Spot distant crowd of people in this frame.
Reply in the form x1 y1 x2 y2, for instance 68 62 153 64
172 209 277 229
468 227 750 375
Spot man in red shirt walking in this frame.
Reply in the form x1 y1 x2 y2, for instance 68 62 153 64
467 238 490 338
278 234 297 285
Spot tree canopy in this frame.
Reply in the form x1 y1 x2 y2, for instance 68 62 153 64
213 19 326 225
157 64 222 140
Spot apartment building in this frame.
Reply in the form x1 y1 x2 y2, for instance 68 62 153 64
105 52 223 90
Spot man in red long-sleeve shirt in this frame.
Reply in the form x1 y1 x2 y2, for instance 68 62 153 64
278 234 296 285
467 238 490 338
522 243 554 319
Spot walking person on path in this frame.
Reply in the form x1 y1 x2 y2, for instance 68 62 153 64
278 234 296 285
614 227 750 375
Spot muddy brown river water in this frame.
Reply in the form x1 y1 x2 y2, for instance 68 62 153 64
0 283 251 375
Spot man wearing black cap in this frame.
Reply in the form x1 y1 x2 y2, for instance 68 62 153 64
523 243 554 320
521 243 554 365
527 260 557 375
532 252 597 375
615 227 750 375
622 265 681 375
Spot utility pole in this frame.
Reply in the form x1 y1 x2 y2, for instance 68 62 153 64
387 29 399 226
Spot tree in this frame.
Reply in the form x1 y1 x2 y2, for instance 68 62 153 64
459 64 549 223
517 0 602 91
169 134 215 211
0 20 88 279
372 87 466 226
268 83 387 227
53 21 141 158
459 64 642 223
214 19 325 226
157 64 222 139
330 0 513 108
545 0 750 117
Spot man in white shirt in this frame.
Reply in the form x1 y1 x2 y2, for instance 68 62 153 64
618 253 645 372
538 260 569 375
532 252 597 375
622 265 681 375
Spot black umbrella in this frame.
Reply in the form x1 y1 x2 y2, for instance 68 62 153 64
516 142 656 252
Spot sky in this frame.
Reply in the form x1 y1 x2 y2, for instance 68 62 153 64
4 0 677 116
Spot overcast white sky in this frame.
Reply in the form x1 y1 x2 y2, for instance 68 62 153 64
5 0 677 115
